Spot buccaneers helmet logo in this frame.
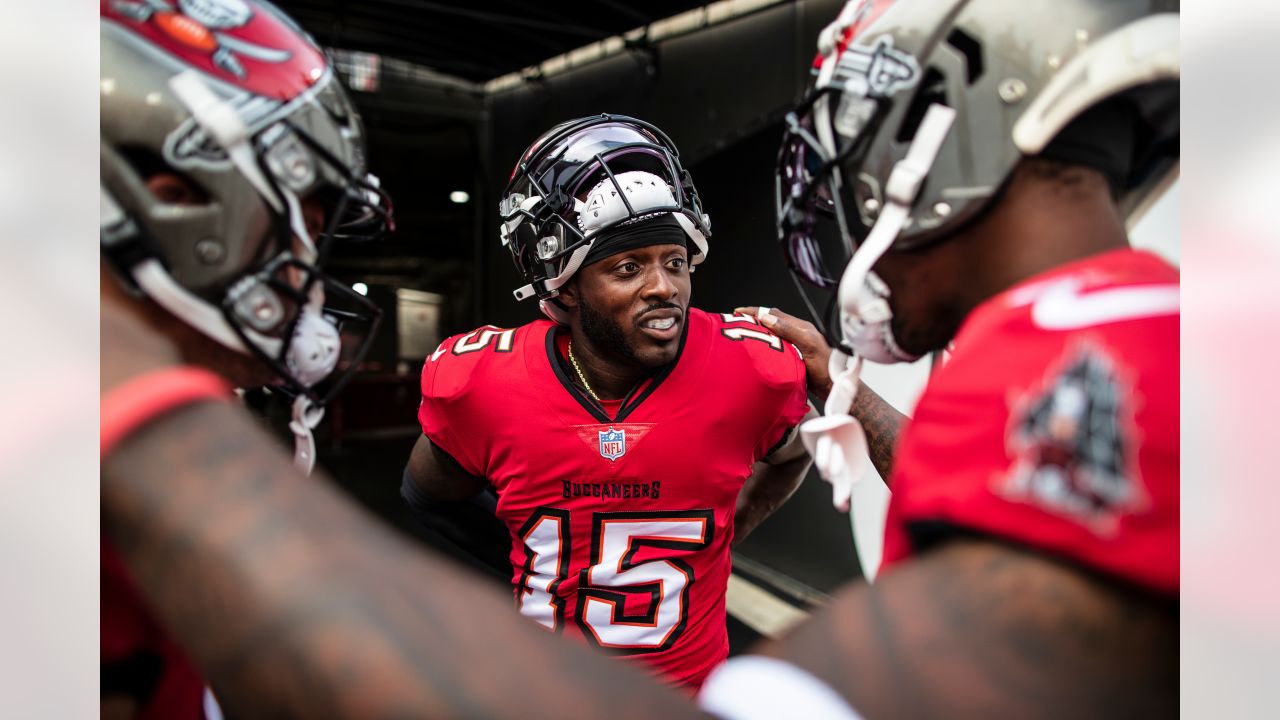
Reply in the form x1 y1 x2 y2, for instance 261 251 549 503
108 0 294 79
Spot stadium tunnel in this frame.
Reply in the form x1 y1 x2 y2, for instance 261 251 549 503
265 0 873 652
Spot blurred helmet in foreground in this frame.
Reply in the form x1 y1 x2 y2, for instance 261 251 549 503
100 0 394 401
776 0 1178 362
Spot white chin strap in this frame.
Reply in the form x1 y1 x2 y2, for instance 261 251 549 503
799 350 867 514
131 258 276 354
797 103 956 581
834 102 955 364
289 394 325 476
285 283 339 475
132 257 336 476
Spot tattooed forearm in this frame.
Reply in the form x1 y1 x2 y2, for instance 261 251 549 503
758 539 1177 719
851 382 907 484
103 402 705 720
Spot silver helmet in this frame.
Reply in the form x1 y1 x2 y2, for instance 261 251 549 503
100 0 393 401
777 0 1179 361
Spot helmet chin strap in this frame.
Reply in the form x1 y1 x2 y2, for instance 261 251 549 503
289 394 325 475
801 104 956 556
131 259 280 356
134 256 334 476
145 71 337 475
673 212 710 262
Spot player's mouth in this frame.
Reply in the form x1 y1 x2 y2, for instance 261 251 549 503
637 308 682 342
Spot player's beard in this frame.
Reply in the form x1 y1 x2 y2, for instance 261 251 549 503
579 294 643 367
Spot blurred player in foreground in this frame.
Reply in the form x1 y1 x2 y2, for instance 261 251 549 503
101 0 389 714
725 0 1179 713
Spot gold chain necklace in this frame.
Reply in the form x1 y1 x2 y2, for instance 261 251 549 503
567 341 602 402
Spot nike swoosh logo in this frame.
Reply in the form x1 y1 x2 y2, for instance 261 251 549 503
1024 278 1179 330
429 344 447 362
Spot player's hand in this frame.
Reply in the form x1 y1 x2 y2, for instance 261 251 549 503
734 306 833 401
101 302 183 396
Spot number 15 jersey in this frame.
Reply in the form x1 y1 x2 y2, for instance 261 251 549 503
418 308 810 688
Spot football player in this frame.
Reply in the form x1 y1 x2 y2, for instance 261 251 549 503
100 0 389 715
402 115 814 689
704 0 1179 716
101 0 1179 718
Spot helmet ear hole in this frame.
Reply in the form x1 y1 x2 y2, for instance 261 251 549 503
119 146 211 204
895 67 948 144
945 29 984 85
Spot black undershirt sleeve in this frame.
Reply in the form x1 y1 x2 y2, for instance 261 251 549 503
400 466 512 582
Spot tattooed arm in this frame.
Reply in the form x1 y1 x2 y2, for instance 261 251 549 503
848 381 908 483
102 402 705 720
756 538 1177 719
735 306 908 484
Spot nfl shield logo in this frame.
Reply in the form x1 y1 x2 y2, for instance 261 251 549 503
598 428 626 461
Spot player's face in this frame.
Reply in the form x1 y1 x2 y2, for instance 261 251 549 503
573 243 691 369
870 241 969 357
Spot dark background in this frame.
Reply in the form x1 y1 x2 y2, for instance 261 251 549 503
269 0 862 636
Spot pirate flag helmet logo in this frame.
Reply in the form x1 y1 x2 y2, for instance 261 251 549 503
998 345 1149 534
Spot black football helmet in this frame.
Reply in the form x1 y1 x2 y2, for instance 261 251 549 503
499 114 711 320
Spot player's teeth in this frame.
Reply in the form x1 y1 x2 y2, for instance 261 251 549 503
645 317 675 330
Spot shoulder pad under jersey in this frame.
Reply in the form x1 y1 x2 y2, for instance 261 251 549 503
708 311 805 390
421 324 523 403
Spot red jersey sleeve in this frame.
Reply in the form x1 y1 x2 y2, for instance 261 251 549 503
712 312 811 462
883 251 1179 596
418 325 518 477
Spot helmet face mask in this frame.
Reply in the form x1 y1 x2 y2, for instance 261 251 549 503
776 87 891 352
500 115 711 309
101 0 393 402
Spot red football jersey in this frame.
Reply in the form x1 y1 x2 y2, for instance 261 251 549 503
419 308 809 687
883 249 1179 595
102 542 208 719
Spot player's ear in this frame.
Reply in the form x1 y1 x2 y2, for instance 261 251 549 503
557 276 581 310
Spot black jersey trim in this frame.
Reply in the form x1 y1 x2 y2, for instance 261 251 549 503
546 328 613 423
544 320 689 424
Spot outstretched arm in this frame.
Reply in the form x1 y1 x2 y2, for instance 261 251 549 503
756 538 1177 719
735 306 908 483
103 400 706 720
100 304 701 720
